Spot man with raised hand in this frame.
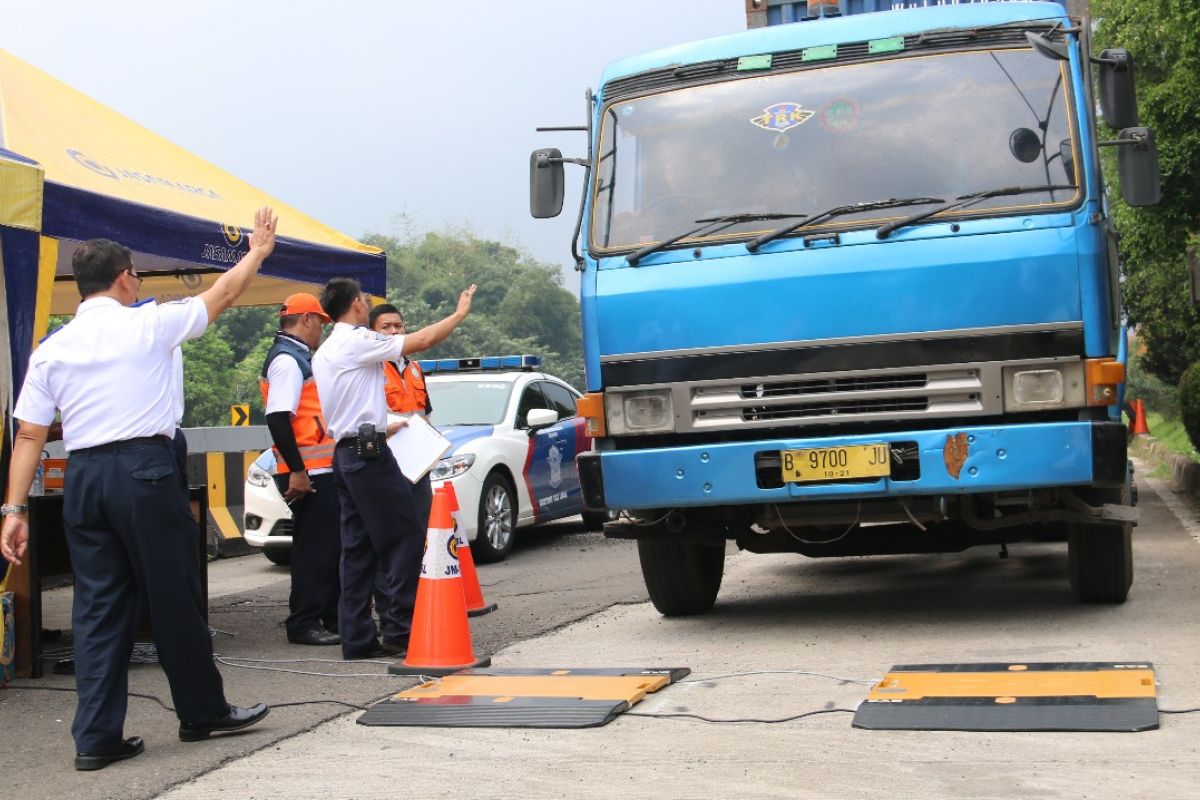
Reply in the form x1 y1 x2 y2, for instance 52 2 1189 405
1 207 278 770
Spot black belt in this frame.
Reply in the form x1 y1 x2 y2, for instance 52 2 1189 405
336 433 387 449
74 435 172 454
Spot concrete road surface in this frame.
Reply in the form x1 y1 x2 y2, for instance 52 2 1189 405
155 463 1200 800
0 517 647 800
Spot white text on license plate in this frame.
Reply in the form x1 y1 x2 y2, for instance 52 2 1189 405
780 444 890 483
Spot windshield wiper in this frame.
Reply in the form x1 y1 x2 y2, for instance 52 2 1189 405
875 184 1078 239
626 212 806 266
746 197 945 253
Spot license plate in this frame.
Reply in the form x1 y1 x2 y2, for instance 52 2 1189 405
780 443 891 483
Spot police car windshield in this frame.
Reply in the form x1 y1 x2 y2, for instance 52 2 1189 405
426 379 515 427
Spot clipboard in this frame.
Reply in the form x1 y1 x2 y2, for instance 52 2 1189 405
387 414 452 482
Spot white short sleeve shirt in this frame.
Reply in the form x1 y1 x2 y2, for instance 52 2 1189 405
14 296 209 452
311 322 406 441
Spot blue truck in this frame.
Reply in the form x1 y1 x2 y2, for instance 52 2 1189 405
530 0 1160 614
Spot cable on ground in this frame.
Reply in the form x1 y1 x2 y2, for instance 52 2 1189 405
626 707 858 724
1 684 368 712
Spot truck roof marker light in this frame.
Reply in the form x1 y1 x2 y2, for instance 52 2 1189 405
576 393 606 438
1085 358 1125 406
868 37 905 55
737 54 773 71
802 44 838 62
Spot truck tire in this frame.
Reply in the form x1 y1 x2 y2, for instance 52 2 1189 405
1067 485 1132 604
637 539 725 616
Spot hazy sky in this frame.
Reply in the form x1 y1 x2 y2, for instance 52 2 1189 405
2 1 746 294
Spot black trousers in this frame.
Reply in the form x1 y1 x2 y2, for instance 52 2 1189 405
372 473 432 619
273 471 341 637
332 445 423 657
63 438 228 751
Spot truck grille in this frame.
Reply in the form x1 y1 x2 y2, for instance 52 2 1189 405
689 366 987 431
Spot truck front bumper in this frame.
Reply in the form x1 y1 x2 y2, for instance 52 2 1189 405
578 421 1126 510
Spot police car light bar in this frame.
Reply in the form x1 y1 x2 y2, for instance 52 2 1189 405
418 354 542 373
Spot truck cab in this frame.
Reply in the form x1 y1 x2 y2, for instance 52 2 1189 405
531 1 1159 615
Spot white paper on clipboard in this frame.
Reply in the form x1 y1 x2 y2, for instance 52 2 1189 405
386 414 452 482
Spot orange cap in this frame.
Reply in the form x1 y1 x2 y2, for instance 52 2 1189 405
280 293 331 323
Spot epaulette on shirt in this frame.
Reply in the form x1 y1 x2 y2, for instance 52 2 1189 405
38 325 64 344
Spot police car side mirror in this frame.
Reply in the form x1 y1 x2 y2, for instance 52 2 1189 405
526 408 558 431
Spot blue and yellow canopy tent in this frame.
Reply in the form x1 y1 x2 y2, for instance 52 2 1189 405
0 48 385 455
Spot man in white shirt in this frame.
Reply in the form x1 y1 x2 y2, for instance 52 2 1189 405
312 277 474 660
1 207 277 770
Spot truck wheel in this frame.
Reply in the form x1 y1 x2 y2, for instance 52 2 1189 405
637 539 725 616
1067 486 1132 604
474 472 516 564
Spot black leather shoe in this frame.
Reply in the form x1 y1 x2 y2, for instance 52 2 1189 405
179 703 269 742
75 736 144 771
288 626 341 646
343 642 388 660
381 637 409 657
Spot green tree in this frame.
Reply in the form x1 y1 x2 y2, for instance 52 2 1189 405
181 332 235 427
177 228 584 426
1095 0 1200 385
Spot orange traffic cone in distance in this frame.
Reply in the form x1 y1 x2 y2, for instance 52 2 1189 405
441 483 497 617
388 488 490 676
1131 398 1150 436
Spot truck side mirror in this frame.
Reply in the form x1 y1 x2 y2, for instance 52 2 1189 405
1024 31 1068 61
1115 127 1161 207
1098 49 1139 130
530 148 565 219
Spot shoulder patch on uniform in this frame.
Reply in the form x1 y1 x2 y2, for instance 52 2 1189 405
38 325 65 344
357 328 393 342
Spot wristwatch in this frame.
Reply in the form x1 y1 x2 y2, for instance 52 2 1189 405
1 504 29 516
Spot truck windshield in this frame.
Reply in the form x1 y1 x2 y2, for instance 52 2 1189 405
590 48 1080 254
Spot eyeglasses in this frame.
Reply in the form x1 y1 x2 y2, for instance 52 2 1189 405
125 269 143 287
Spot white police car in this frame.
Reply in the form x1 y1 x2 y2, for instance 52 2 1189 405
244 355 603 564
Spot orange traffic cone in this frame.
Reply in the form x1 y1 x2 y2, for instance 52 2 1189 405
388 488 491 676
1131 398 1150 436
441 484 497 617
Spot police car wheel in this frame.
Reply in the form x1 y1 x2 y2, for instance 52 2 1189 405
582 511 610 532
263 546 291 567
474 472 516 563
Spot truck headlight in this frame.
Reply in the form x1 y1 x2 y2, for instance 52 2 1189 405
606 389 675 435
1003 362 1085 411
247 467 272 488
430 453 475 481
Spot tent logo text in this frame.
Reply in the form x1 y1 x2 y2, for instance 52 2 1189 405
64 149 223 200
67 149 119 180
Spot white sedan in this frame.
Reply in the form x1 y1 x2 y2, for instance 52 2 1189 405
244 356 604 564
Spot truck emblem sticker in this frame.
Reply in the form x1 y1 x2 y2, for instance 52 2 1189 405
750 102 814 133
819 97 859 133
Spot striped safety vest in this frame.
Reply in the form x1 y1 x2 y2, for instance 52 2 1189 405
383 357 430 415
